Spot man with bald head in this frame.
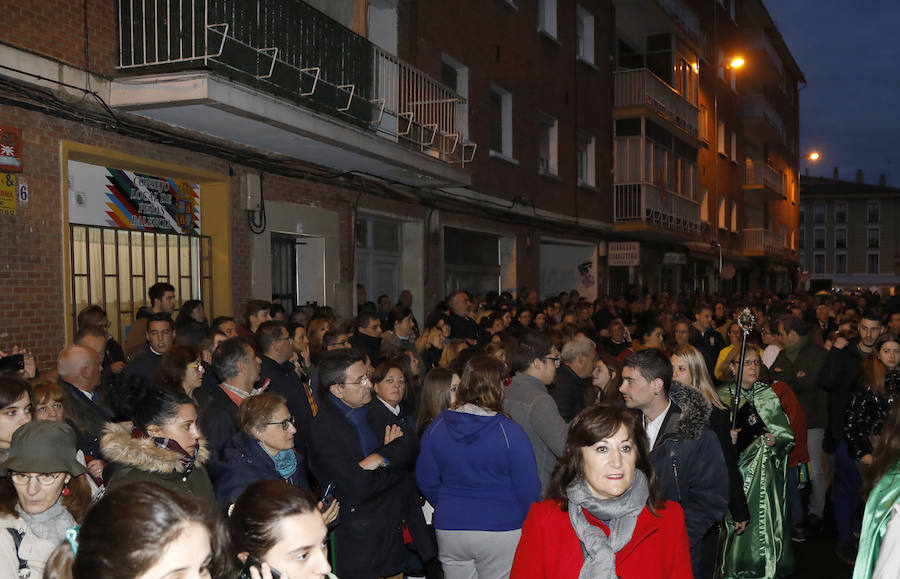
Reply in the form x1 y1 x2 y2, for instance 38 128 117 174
58 345 114 457
447 291 489 346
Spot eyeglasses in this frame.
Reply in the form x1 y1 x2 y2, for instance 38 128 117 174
343 375 371 387
265 416 296 431
10 472 63 486
35 402 63 415
544 356 561 368
732 359 762 367
186 361 204 371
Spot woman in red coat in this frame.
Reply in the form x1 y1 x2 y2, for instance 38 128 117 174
511 404 692 579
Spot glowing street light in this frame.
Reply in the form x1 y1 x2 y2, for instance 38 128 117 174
807 152 820 161
728 56 745 69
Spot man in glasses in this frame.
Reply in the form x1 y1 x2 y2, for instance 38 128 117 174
256 321 317 452
307 350 434 579
502 331 567 493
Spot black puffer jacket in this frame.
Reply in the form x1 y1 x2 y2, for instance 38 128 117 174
844 369 900 459
651 381 729 578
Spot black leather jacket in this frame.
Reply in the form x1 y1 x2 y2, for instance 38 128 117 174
844 369 900 459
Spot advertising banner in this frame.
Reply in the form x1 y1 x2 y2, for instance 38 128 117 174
68 160 200 235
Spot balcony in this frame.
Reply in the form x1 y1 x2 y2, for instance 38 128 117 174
614 69 699 140
743 94 785 146
614 182 701 237
111 0 473 187
614 0 706 57
743 160 785 202
743 228 792 258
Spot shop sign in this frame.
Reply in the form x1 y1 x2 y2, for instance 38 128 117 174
663 252 687 265
0 127 23 172
68 161 201 235
608 242 640 266
0 173 16 215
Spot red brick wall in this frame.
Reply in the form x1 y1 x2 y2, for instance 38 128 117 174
397 0 614 223
3 0 118 76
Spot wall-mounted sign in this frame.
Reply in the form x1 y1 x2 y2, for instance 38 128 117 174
608 242 640 266
68 161 201 235
0 127 23 173
0 173 16 215
663 252 687 265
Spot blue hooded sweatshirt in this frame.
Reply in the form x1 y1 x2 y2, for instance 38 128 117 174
415 406 541 531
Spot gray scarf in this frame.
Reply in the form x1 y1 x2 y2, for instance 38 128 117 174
566 469 649 579
17 498 75 543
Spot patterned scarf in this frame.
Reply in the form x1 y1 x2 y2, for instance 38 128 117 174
131 427 198 473
565 469 649 579
261 443 298 480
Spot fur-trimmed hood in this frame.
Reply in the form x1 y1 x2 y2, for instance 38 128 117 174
100 421 210 474
659 381 712 442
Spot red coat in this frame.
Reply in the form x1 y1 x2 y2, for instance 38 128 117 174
511 499 692 579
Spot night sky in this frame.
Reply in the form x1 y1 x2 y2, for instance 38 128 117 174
764 1 900 186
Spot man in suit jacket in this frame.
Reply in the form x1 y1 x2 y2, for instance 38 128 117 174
57 345 115 458
307 350 426 579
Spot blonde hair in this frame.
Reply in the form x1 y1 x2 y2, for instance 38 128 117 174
672 345 726 410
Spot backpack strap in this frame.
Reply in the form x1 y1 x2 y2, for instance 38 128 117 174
6 527 30 578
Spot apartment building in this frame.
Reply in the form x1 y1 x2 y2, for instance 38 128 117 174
799 173 900 295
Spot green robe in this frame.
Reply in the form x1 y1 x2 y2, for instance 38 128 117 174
716 381 795 578
853 460 900 579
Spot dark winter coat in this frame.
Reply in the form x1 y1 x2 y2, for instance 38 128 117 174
307 398 425 579
770 337 829 428
844 369 900 459
650 382 729 578
101 421 216 507
210 431 308 507
259 356 316 450
550 364 588 423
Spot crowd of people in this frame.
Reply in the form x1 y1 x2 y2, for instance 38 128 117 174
2 281 900 578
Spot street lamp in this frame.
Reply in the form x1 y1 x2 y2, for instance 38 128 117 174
804 151 821 176
728 57 745 70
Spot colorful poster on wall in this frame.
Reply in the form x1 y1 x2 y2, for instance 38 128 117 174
68 160 200 235
0 173 16 215
0 127 23 172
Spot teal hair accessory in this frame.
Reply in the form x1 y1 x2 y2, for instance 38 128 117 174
65 525 80 556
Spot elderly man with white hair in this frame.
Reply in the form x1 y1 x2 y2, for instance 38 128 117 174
549 336 598 422
57 345 114 458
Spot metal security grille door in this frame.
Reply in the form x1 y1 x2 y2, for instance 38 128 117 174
70 225 212 344
271 233 298 312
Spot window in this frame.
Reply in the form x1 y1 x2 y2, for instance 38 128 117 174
730 131 737 162
576 6 594 64
868 253 880 274
538 114 559 175
489 84 513 158
835 253 847 274
731 201 738 231
835 202 847 224
441 53 469 139
577 133 596 186
700 188 709 223
814 203 825 224
538 0 557 38
868 227 880 249
798 227 805 249
717 121 726 155
835 227 847 249
814 228 825 249
868 201 880 223
699 105 709 142
718 198 726 230
813 253 825 274
799 204 806 225
799 252 806 271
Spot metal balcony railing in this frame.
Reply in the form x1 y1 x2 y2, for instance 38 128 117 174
744 161 784 196
116 0 474 166
743 228 791 256
614 182 701 234
615 69 699 138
